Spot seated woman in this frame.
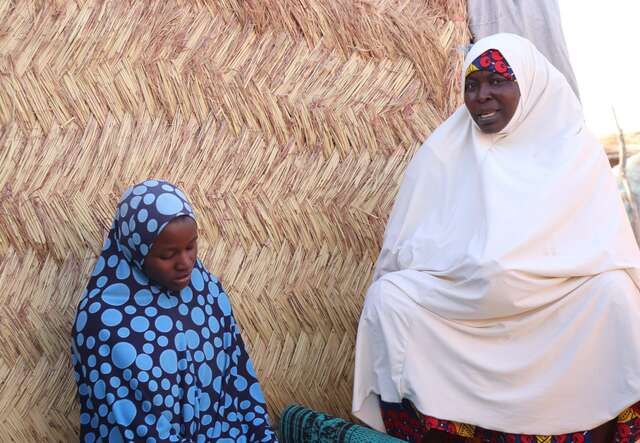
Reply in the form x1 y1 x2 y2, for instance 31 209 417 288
352 34 640 443
71 180 278 442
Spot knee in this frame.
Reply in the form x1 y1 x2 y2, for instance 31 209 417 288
590 270 636 293
363 279 413 320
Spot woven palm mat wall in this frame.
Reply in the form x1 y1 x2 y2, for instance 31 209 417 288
0 0 469 441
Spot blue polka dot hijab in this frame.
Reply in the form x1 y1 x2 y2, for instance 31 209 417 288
71 180 278 443
114 179 196 269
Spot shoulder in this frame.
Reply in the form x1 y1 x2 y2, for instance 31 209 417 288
195 267 233 316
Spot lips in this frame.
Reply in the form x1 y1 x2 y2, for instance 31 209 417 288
173 274 191 285
476 109 500 125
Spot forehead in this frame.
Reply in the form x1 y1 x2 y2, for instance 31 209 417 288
154 217 197 247
465 71 502 81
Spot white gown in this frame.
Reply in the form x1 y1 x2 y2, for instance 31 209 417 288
352 34 640 435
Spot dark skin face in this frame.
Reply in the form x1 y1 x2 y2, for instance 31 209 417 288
143 216 198 292
464 70 521 133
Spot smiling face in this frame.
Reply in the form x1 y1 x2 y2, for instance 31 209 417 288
143 216 198 292
464 70 521 133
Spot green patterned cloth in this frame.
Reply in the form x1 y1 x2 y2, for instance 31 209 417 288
279 404 405 443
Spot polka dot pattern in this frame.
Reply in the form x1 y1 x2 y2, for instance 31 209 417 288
72 180 276 442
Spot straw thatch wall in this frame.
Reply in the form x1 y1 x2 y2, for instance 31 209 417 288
0 1 469 441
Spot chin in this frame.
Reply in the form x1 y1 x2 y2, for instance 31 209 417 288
476 122 504 134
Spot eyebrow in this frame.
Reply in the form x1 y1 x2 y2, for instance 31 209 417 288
156 234 198 252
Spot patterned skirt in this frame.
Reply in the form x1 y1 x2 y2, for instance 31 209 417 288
380 399 640 443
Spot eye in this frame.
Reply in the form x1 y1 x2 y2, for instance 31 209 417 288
491 77 506 86
464 82 476 92
159 252 175 260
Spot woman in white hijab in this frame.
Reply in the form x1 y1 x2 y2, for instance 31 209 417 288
352 33 640 443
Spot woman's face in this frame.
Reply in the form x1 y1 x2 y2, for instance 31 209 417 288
143 216 198 292
464 70 521 133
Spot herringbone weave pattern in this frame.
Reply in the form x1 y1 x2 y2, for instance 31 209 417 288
0 0 469 441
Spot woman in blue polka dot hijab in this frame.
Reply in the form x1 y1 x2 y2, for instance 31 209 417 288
71 179 278 443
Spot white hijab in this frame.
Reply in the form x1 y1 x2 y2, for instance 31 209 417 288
353 33 640 434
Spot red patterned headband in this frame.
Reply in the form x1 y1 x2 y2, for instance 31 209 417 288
465 49 516 81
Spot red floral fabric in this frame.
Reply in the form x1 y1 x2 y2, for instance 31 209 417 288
465 49 516 81
380 399 640 443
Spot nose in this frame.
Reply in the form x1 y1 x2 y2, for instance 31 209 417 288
175 251 191 272
477 82 491 102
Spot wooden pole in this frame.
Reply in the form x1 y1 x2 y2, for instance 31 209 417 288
613 107 640 241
